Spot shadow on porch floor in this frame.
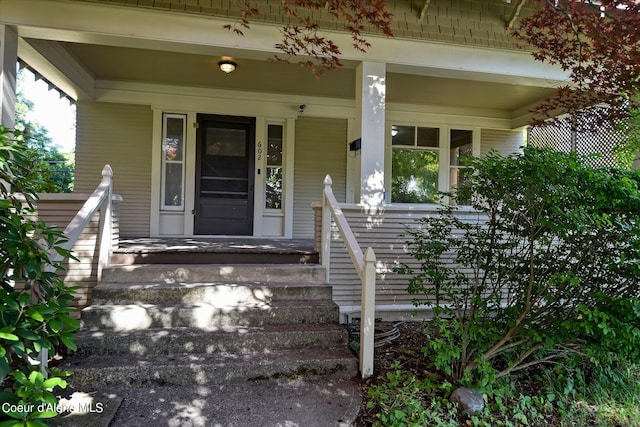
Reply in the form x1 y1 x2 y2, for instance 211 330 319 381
112 238 318 265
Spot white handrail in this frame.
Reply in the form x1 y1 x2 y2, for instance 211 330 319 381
47 165 113 275
322 175 376 379
38 165 113 377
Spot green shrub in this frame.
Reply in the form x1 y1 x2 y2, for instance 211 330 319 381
396 147 640 385
0 125 79 426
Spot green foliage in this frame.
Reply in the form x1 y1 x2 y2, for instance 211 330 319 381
365 361 563 427
0 125 79 425
366 362 459 427
391 149 439 203
615 100 640 169
15 69 74 193
396 147 640 385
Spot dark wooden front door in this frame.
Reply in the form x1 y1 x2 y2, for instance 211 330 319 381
194 115 255 235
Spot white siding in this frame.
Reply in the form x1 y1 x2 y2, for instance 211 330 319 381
315 204 487 320
293 116 348 238
36 194 122 313
480 128 525 156
75 102 152 237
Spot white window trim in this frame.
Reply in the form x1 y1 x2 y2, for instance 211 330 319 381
385 123 479 205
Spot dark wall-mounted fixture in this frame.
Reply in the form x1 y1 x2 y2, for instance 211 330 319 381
349 138 361 152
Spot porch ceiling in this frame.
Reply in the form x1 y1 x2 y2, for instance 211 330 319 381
59 41 555 114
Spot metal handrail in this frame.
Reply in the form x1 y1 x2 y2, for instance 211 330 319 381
321 175 376 379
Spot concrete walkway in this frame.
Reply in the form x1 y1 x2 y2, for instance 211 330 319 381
50 378 361 427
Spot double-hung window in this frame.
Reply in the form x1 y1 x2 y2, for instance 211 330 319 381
390 125 476 204
449 129 473 203
391 125 440 203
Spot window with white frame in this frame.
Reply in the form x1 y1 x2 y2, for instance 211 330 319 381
161 114 186 210
449 129 473 204
390 125 475 204
265 124 283 210
391 125 440 203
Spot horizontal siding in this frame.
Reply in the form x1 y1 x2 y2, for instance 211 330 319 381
481 128 525 156
318 205 487 316
75 102 152 237
36 195 122 313
293 116 348 238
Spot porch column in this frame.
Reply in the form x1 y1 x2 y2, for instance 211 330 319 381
0 25 17 128
355 61 386 208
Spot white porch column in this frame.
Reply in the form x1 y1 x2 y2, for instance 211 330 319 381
355 61 386 208
0 25 18 128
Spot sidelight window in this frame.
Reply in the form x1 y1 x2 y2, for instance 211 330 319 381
161 114 186 210
265 124 283 210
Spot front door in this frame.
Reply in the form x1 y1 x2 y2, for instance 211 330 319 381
195 115 255 235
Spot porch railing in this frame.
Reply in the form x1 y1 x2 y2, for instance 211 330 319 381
321 175 376 379
38 164 114 375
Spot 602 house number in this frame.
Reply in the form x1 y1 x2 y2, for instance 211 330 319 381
257 141 263 160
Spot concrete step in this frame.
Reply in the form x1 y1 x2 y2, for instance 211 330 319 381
80 300 340 331
91 281 333 305
111 250 319 265
74 324 348 356
63 348 358 388
101 263 327 284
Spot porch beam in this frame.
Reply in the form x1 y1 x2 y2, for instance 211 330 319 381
355 61 386 208
0 0 567 87
0 24 17 128
18 38 95 101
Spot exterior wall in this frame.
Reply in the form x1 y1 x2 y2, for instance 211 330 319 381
315 128 524 320
315 204 487 321
292 116 348 238
481 128 525 156
35 194 121 312
75 101 152 237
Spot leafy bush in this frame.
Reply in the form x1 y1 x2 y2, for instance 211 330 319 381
396 147 640 385
0 125 79 426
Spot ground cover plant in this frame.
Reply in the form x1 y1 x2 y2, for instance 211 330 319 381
0 125 79 427
357 147 640 426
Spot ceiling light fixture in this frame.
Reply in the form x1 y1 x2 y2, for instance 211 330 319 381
218 60 237 74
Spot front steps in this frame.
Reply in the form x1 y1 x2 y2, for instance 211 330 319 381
64 262 358 389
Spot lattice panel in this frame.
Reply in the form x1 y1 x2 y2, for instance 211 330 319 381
528 118 627 168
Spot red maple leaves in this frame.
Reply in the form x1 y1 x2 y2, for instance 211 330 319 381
225 0 393 77
511 0 640 130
